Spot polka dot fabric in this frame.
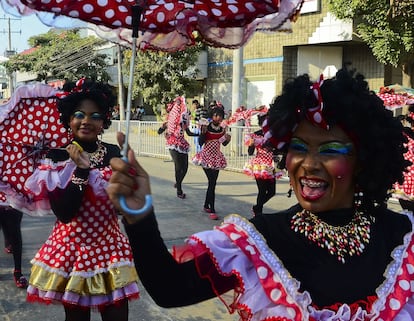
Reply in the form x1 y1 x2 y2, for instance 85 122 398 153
217 221 304 321
377 234 414 320
192 130 227 170
7 0 304 50
33 195 131 274
244 133 277 180
0 96 68 196
27 166 139 308
165 97 190 154
394 135 414 198
188 214 414 320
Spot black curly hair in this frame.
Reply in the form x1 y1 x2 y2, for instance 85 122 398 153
57 79 116 130
208 105 225 119
267 68 409 212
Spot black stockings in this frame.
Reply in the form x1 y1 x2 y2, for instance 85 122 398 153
64 300 128 321
0 207 23 271
169 149 189 195
253 178 276 215
203 168 220 212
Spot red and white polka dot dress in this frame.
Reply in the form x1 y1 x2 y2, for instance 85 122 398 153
165 97 190 154
243 133 276 180
26 165 139 309
394 135 414 199
192 129 227 170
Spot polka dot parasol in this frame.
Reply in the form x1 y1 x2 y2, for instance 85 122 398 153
0 83 69 209
2 0 305 51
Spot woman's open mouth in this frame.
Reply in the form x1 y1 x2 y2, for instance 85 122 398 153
300 177 328 201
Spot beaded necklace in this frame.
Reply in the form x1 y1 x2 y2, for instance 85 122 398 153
87 142 106 168
210 123 221 131
290 209 374 263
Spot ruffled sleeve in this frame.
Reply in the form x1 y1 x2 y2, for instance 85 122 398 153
25 159 76 195
176 215 311 321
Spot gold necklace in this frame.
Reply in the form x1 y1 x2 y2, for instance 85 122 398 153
291 209 374 263
87 142 106 168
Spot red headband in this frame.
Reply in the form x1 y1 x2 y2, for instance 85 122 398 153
56 78 86 99
262 74 329 150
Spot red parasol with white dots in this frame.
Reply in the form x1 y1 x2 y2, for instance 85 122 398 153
2 0 304 51
0 83 69 214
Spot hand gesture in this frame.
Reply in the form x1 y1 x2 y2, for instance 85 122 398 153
107 132 152 224
66 142 90 169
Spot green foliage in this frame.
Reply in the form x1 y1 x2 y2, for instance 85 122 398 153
328 0 414 68
123 44 203 116
2 30 111 82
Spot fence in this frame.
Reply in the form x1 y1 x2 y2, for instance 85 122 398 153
103 120 263 173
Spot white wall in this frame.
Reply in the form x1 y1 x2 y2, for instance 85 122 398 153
247 79 275 108
297 46 342 80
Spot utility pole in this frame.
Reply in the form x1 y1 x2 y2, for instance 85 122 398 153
0 15 21 96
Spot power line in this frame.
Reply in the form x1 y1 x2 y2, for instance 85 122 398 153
0 15 21 54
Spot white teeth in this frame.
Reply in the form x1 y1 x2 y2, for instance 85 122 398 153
300 179 326 188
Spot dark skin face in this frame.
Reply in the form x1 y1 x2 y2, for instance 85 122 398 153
286 120 358 213
69 99 104 144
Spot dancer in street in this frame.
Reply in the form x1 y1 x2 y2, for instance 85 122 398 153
24 79 139 321
192 103 231 219
0 192 27 289
158 96 198 199
244 113 283 215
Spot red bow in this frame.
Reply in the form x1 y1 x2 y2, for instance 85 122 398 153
56 77 86 99
307 74 329 130
262 74 329 150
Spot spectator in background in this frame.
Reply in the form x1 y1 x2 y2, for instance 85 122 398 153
138 106 145 120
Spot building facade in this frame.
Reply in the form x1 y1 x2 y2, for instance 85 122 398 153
204 0 402 110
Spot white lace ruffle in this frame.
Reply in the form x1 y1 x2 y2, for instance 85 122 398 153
25 159 109 197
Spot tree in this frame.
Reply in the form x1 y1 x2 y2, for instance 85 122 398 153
328 0 414 87
2 30 111 82
123 44 203 117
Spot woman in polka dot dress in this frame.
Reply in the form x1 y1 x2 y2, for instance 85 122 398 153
24 79 139 321
108 69 414 321
243 114 283 216
394 110 414 211
157 97 198 199
192 104 231 219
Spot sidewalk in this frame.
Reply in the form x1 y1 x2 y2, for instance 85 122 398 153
0 156 402 320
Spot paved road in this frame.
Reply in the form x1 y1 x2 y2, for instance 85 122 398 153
0 156 401 321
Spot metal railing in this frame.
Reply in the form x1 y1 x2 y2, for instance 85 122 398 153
103 120 261 172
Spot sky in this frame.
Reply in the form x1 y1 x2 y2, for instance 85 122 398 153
0 7 50 55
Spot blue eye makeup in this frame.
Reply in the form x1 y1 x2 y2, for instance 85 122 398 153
289 138 308 152
318 142 353 155
289 138 353 155
73 111 103 121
